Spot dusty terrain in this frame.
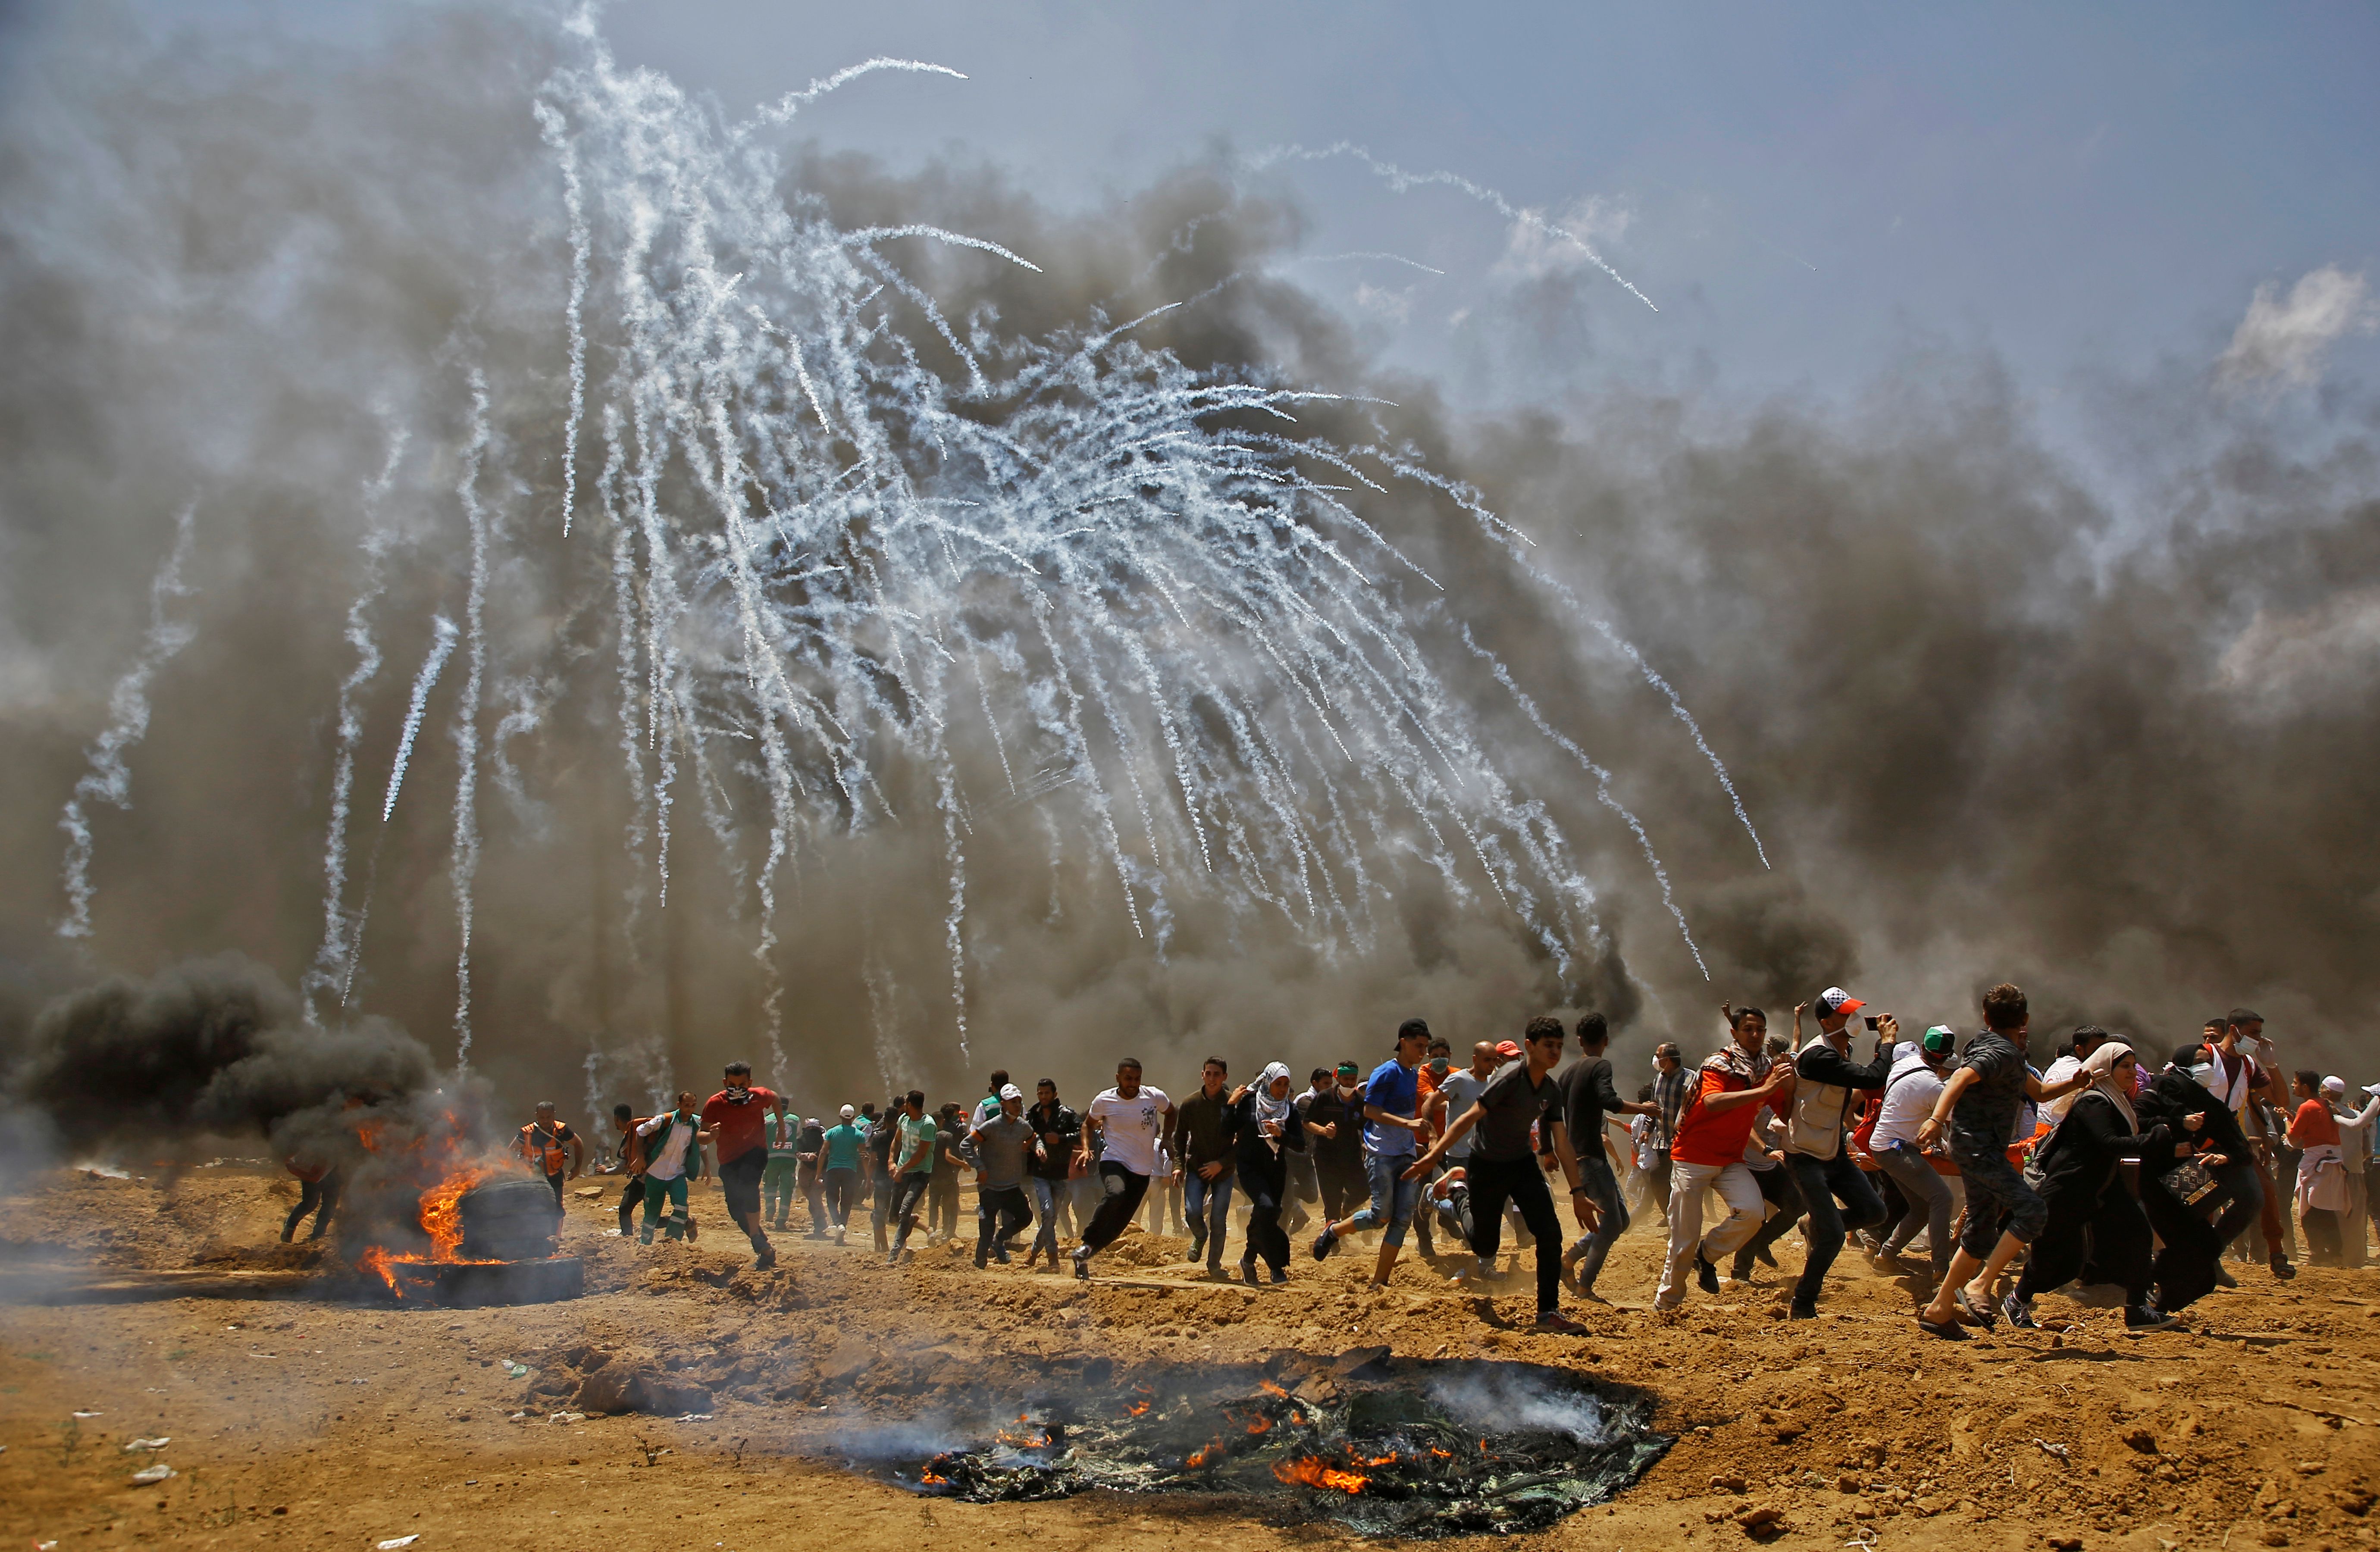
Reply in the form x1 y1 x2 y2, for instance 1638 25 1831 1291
2 1164 2376 1552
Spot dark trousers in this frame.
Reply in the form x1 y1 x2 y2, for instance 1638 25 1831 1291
1082 1161 1152 1253
1733 1164 1805 1275
2303 1208 2343 1264
2139 1174 2224 1312
2207 1157 2269 1250
888 1173 933 1250
1785 1151 1887 1304
282 1171 342 1241
821 1167 859 1227
977 1185 1031 1258
1567 1151 1628 1294
718 1147 770 1246
1466 1156 1564 1314
1318 1161 1366 1224
1240 1158 1291 1274
615 1175 643 1235
2017 1183 2152 1305
798 1162 826 1233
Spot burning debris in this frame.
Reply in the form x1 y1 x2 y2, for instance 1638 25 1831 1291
859 1354 1667 1537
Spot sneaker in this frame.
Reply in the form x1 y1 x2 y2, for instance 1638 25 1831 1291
1787 1296 1817 1321
1953 1284 1998 1329
1475 1255 1499 1280
1854 1230 1884 1258
2002 1292 2038 1330
2211 1265 2237 1289
1695 1253 1720 1295
1072 1247 1092 1281
1916 1315 1970 1341
1754 1245 1779 1269
1312 1227 1339 1262
1186 1232 1206 1264
1534 1310 1590 1334
2126 1304 2180 1331
995 1244 1012 1266
684 1218 698 1242
1240 1255 1260 1287
1269 1267 1287 1285
753 1246 776 1271
834 1227 846 1246
974 1248 990 1269
885 1250 900 1267
2270 1257 2297 1282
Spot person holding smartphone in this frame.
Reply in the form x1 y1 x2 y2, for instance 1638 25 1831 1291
1782 988 1898 1319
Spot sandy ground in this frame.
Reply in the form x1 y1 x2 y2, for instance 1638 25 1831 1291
3 1164 2377 1552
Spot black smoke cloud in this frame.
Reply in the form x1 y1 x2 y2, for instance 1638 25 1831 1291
0 0 2374 1135
8 954 438 1161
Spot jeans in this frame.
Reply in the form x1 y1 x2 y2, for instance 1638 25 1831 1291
821 1167 859 1229
1784 1150 1887 1305
640 1173 691 1241
1952 1147 2047 1258
1346 1149 1420 1249
1655 1160 1762 1308
1184 1169 1235 1262
871 1173 896 1247
1467 1156 1564 1313
1565 1151 1628 1294
1083 1162 1151 1253
888 1172 932 1251
1028 1175 1072 1254
1872 1142 1956 1280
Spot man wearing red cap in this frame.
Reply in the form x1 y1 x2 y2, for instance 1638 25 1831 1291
1782 988 1898 1318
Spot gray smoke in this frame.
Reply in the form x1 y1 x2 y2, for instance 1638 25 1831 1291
0 0 2373 1133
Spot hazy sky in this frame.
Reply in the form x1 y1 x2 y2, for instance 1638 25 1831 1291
30 0 2380 412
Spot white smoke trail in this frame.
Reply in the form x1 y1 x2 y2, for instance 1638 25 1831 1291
302 433 407 1025
1243 141 1659 312
534 100 589 537
450 368 493 1073
55 502 199 940
381 614 457 824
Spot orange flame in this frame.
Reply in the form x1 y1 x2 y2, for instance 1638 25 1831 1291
1259 1379 1292 1398
1363 1452 1399 1467
1185 1437 1226 1470
1246 1415 1273 1436
920 1471 950 1487
1428 1447 1452 1460
1126 1400 1151 1417
420 1164 502 1258
1274 1457 1366 1494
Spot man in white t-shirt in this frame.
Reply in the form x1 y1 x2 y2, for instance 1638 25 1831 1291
1866 1029 1957 1285
2036 1025 2117 1129
632 1092 711 1245
1072 1058 1175 1280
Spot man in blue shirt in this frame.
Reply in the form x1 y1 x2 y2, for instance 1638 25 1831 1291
1310 1018 1432 1288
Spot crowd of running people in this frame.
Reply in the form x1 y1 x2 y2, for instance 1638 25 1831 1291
297 986 2374 1336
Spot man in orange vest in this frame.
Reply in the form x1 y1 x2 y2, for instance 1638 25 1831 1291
517 1101 586 1209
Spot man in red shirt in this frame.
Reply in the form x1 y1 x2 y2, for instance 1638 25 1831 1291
701 1061 783 1270
1654 1007 1796 1310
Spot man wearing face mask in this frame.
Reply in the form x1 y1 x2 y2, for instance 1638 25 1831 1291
699 1061 782 1270
1304 1062 1368 1223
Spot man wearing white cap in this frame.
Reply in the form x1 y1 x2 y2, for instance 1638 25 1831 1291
819 1104 866 1245
2326 1076 2380 1268
969 1085 1039 1268
1781 988 1898 1317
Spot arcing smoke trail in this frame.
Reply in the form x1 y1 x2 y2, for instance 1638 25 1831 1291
56 503 199 941
381 614 458 825
302 433 407 1026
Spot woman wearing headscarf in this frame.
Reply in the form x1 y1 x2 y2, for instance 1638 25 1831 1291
1227 1062 1306 1286
2005 1042 2205 1332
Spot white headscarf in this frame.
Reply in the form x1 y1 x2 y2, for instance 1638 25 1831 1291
2081 1042 2138 1133
1253 1061 1295 1145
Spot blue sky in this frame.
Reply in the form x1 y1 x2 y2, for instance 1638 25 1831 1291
34 0 2380 411
583 0 2380 408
